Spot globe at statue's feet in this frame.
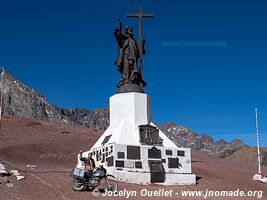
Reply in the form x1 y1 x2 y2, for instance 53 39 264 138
117 83 144 94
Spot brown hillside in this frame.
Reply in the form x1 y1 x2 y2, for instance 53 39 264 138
0 116 266 200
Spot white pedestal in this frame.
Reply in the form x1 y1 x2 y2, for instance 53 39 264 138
110 93 151 129
77 92 196 185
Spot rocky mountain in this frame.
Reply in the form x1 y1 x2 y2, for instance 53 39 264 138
0 70 109 130
159 122 248 157
224 147 267 167
0 70 249 158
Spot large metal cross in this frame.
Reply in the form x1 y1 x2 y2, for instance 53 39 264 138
126 6 154 77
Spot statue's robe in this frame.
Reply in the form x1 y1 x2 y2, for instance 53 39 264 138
114 28 140 86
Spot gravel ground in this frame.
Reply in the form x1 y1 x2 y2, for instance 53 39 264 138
0 116 266 200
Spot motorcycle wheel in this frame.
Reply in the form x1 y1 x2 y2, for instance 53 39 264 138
105 177 118 192
71 178 85 191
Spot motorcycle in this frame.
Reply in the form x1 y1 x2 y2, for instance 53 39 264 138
71 165 118 192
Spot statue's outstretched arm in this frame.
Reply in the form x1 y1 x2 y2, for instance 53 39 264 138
118 18 122 30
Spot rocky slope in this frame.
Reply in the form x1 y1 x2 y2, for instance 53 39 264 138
159 122 248 157
223 147 267 167
0 70 109 130
0 70 248 157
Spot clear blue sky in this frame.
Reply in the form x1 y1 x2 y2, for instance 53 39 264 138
0 0 266 147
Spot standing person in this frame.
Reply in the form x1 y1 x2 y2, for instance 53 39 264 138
79 150 95 182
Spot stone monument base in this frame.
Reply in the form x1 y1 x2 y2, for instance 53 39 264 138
76 92 196 185
113 171 196 185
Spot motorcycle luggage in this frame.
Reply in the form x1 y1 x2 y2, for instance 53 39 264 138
73 168 85 178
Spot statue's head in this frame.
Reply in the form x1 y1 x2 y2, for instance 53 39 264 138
125 26 133 35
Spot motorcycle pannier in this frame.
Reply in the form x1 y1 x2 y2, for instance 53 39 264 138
73 168 85 178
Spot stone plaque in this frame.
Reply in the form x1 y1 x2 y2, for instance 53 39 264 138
107 156 114 167
168 158 180 168
101 153 105 163
125 160 135 168
177 150 185 157
127 146 141 160
117 152 125 159
166 150 172 155
148 146 161 159
101 135 112 145
135 161 142 168
139 125 163 146
115 160 124 168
